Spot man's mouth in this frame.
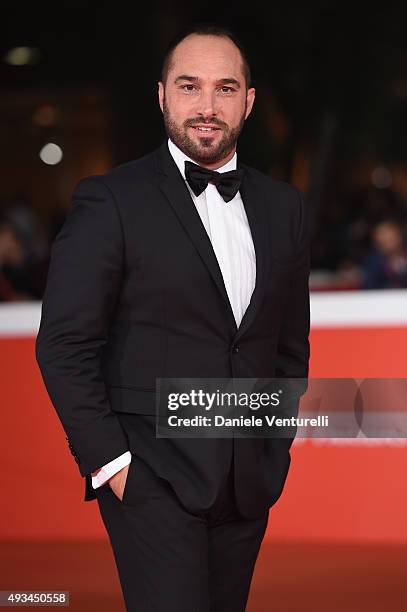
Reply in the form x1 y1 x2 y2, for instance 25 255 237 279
190 126 221 132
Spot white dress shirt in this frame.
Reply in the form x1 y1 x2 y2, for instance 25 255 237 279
91 138 256 489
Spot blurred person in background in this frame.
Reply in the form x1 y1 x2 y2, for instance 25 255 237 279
0 203 49 301
0 218 32 301
361 219 407 289
346 187 406 265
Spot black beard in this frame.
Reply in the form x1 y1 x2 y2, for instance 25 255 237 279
163 99 246 165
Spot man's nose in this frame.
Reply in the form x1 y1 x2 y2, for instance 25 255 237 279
196 90 218 118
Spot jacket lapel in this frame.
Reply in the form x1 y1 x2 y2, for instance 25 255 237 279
155 142 269 340
233 163 269 342
156 142 237 334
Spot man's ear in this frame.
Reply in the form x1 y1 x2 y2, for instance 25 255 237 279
245 87 256 120
158 81 164 113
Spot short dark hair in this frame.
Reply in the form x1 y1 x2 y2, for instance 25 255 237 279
161 24 251 89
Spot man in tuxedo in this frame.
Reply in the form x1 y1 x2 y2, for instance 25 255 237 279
36 24 310 612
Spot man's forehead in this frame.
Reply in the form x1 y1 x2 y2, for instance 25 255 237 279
170 35 243 74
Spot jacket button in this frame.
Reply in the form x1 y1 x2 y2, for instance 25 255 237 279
232 345 240 354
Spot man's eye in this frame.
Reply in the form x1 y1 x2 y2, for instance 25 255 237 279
220 86 234 93
182 84 196 92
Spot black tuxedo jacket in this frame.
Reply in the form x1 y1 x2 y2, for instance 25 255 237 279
36 141 310 518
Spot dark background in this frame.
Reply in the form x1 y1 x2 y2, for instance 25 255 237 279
1 1 407 297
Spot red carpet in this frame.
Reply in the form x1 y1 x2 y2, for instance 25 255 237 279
1 540 406 611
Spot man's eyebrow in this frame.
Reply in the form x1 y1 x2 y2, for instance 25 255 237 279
174 75 241 88
174 75 200 84
217 78 241 89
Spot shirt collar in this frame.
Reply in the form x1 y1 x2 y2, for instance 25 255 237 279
167 138 237 181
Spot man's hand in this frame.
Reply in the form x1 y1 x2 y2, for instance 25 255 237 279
108 463 130 501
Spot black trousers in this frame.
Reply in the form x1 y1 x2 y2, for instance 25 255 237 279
95 448 269 611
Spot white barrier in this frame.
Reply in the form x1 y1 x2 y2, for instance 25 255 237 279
1 289 407 335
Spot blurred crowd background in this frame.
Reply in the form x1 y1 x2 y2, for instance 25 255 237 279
1 2 407 302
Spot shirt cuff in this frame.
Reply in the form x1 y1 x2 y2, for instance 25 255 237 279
91 451 132 489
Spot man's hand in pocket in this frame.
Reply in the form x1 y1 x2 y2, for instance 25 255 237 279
108 463 130 501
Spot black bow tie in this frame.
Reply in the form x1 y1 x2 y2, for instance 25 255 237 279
184 160 244 203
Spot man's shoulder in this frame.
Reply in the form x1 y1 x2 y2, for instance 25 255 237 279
74 146 161 198
241 162 302 202
102 146 159 186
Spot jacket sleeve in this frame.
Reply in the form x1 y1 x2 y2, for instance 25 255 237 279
274 186 311 380
35 176 130 477
272 188 310 449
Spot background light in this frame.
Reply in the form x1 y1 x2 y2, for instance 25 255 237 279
39 143 63 165
32 105 60 127
3 46 41 66
371 166 393 189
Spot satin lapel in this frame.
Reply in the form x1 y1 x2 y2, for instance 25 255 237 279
233 164 270 342
156 143 238 334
